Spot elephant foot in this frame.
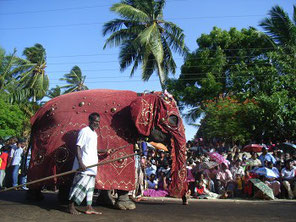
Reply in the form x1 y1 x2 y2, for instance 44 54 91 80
96 190 115 207
58 185 71 204
26 189 44 201
115 190 136 210
115 199 136 210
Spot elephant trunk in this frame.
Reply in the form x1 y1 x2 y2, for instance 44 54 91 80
168 131 188 198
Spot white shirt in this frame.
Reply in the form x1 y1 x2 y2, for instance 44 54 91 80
281 166 296 180
145 164 157 177
72 126 98 175
10 146 23 166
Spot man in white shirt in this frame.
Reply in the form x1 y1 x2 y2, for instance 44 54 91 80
281 159 296 199
7 138 26 187
68 112 102 215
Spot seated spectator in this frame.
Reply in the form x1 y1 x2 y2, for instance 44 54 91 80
266 161 280 178
263 161 281 197
215 163 234 195
147 173 158 189
281 159 296 199
231 159 245 178
242 169 258 198
204 167 218 193
226 153 233 164
234 174 243 197
194 180 221 199
247 152 261 169
145 160 157 177
143 173 168 197
158 171 169 191
157 151 168 169
258 147 276 166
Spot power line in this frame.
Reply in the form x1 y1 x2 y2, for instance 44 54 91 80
44 63 278 73
46 58 289 66
49 74 296 84
0 14 268 30
0 4 111 16
0 0 196 16
45 64 292 74
46 47 283 58
48 71 296 82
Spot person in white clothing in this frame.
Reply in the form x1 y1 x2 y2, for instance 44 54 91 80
281 159 296 199
68 112 103 215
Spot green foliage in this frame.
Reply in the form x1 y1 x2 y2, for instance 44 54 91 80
47 85 62 99
201 96 252 144
18 43 49 102
168 5 296 143
0 97 26 139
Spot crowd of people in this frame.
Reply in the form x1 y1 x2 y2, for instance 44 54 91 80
1 135 296 202
0 137 30 190
138 139 296 201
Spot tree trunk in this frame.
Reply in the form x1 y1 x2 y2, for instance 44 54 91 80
157 62 166 91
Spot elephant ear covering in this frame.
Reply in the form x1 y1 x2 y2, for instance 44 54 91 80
130 92 187 198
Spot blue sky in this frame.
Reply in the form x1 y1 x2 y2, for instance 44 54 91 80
0 0 295 140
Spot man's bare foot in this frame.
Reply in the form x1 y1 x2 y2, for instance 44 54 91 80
69 206 81 215
68 202 81 215
85 206 102 215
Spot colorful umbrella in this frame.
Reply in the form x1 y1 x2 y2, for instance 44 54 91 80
198 161 219 172
278 143 296 153
251 167 279 178
242 144 263 152
250 178 275 200
209 152 229 165
148 142 168 152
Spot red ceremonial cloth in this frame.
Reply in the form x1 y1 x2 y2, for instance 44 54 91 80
29 89 138 191
130 92 187 197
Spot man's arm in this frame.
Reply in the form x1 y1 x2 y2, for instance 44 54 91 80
76 145 86 171
6 148 14 168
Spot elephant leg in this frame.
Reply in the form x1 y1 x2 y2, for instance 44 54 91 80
26 188 44 201
115 190 136 210
58 185 71 204
96 190 115 207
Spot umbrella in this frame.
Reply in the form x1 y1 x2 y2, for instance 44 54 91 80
242 144 263 152
189 146 205 154
189 146 198 151
278 143 296 153
250 178 275 200
148 142 168 152
245 159 261 168
251 167 279 178
208 152 229 165
198 161 219 172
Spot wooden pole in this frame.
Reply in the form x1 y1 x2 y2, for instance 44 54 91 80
0 153 135 193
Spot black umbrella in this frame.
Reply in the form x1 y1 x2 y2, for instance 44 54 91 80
278 142 296 153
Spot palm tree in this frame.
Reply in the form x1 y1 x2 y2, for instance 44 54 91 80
47 85 62 99
260 5 296 50
60 65 88 93
103 0 188 90
0 47 17 93
17 43 49 102
0 47 31 102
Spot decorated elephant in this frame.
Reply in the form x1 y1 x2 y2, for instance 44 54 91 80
27 89 187 209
